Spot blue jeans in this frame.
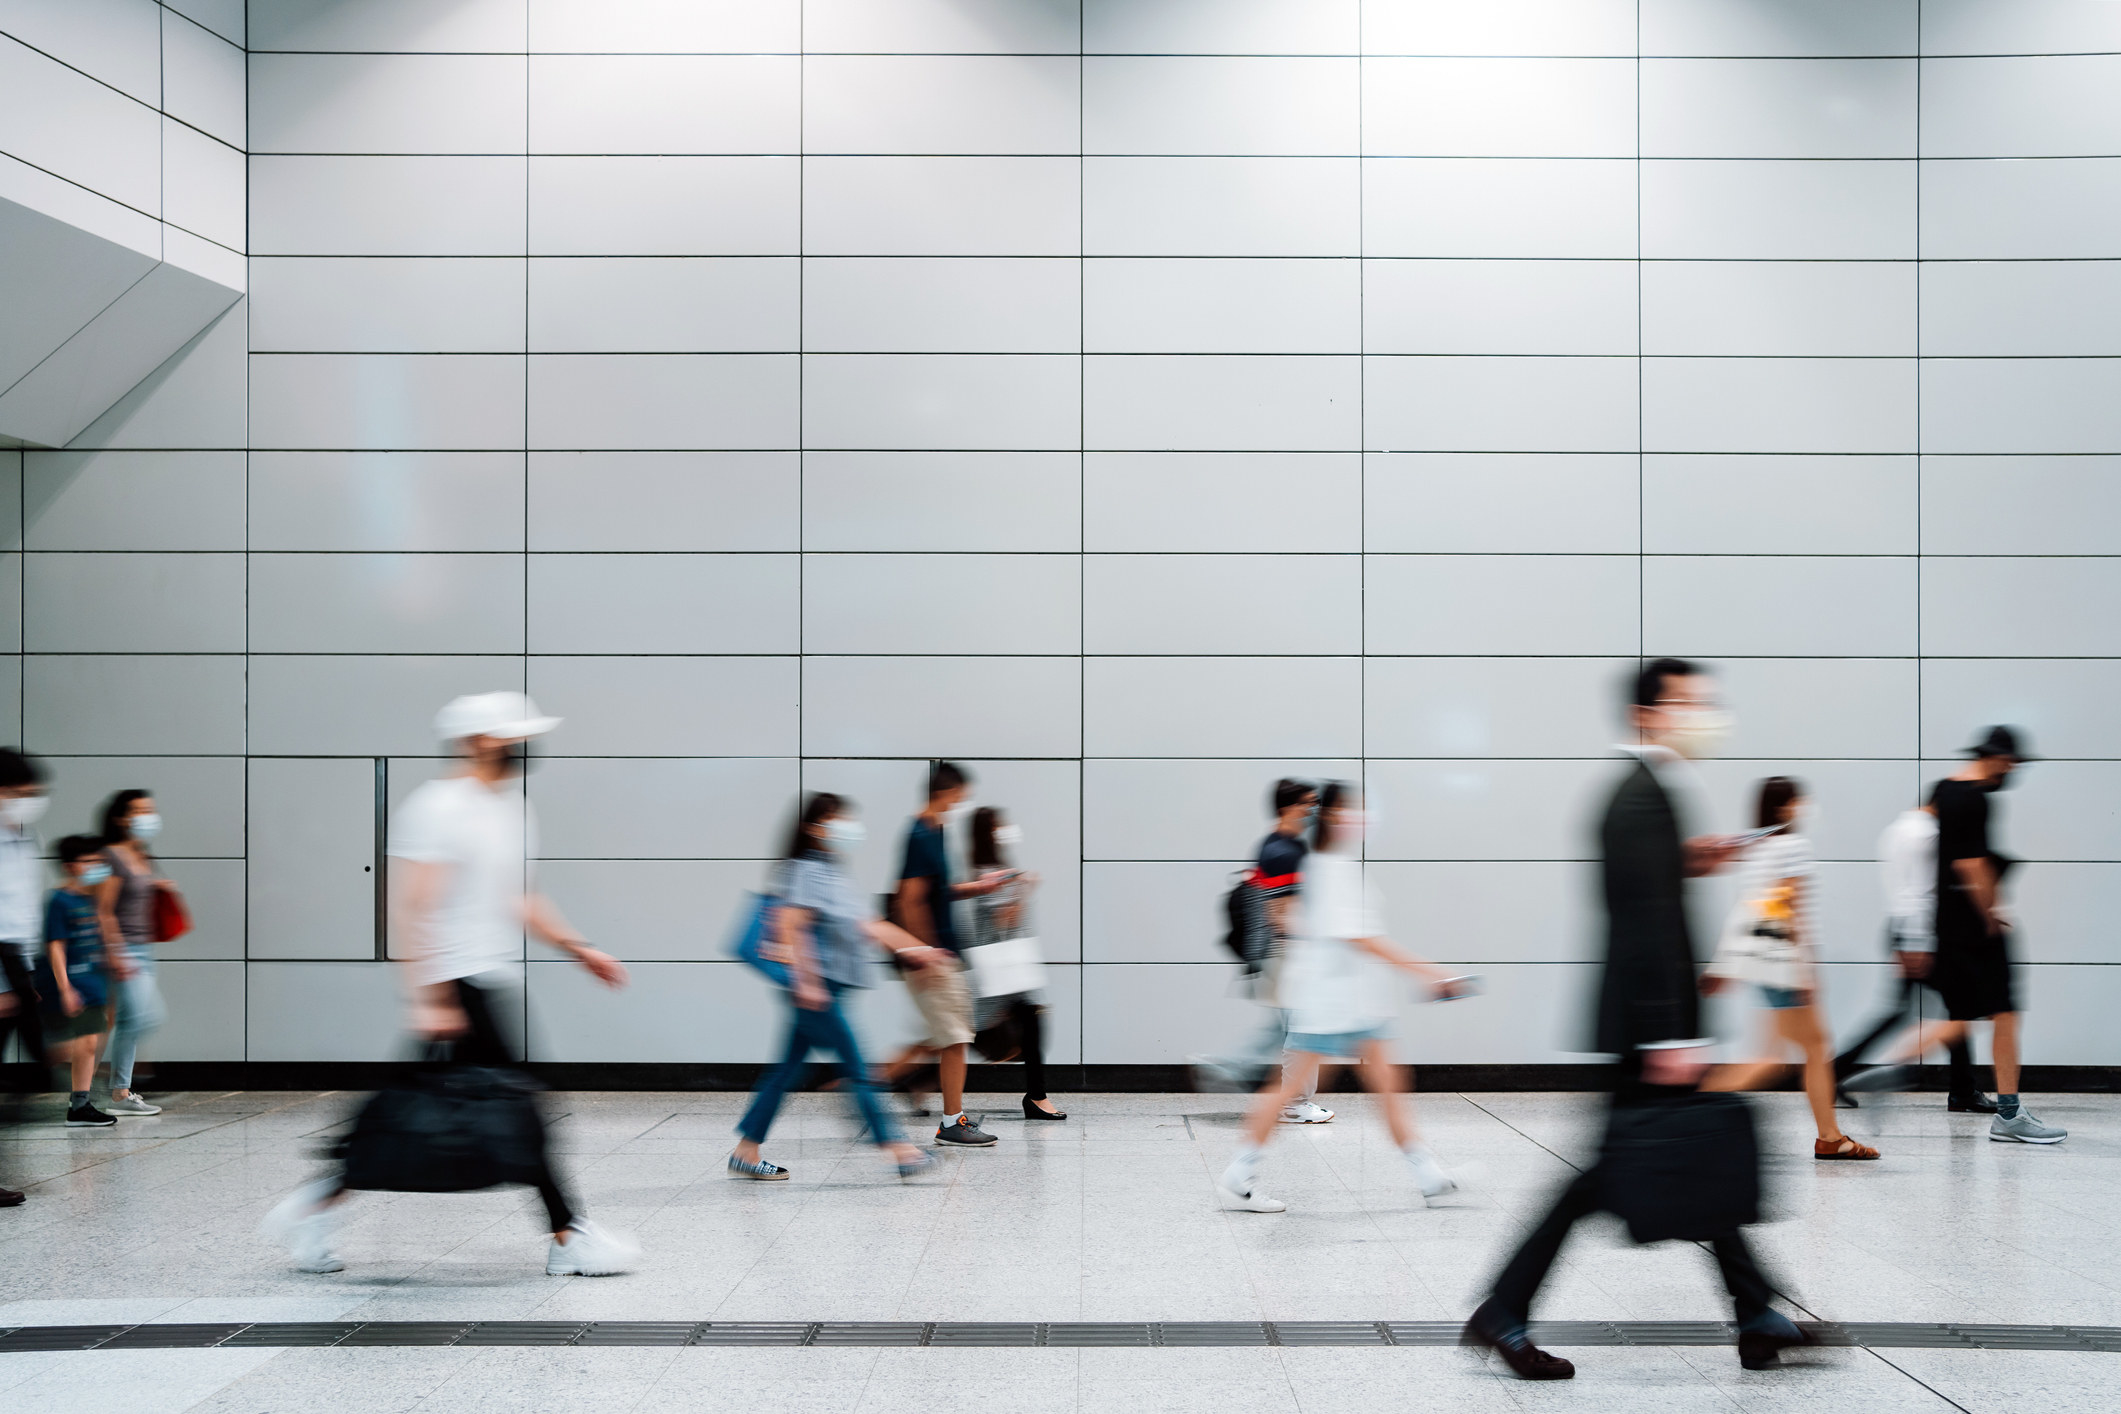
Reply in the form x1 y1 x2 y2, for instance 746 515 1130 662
737 984 898 1147
107 945 166 1092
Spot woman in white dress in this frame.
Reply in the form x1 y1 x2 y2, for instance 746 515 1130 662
1703 776 1880 1160
1215 782 1473 1212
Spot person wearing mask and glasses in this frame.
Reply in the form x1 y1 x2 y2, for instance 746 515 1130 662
729 792 939 1181
0 749 52 1203
93 790 176 1116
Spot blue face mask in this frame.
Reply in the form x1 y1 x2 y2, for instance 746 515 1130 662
78 863 111 886
129 813 162 841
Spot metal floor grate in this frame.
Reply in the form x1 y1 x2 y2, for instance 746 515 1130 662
3 1321 2120 1352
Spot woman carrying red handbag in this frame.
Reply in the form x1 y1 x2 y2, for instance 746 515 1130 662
94 790 179 1116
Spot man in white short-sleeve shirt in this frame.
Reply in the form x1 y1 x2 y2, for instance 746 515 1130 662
261 693 638 1278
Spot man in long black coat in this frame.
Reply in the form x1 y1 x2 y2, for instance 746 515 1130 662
1463 658 1810 1380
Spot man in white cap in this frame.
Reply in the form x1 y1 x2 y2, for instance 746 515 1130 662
263 693 639 1274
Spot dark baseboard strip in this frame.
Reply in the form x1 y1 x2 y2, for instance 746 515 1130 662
9 1061 2118 1094
3 1320 2119 1352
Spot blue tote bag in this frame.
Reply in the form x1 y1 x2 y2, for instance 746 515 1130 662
728 891 792 987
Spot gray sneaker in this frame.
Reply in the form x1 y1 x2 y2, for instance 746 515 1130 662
935 1117 997 1147
104 1094 162 1116
1990 1108 2067 1144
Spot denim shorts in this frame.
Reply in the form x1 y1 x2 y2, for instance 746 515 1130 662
1759 985 1806 1010
1284 1025 1389 1059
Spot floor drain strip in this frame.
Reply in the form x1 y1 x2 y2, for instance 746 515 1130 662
5 1320 2121 1352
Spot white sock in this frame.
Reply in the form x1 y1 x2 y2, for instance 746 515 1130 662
1221 1144 1265 1190
946 1111 966 1127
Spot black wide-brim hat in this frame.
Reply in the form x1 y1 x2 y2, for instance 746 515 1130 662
1965 725 2036 761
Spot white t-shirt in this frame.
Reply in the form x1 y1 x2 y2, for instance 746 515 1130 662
1281 851 1396 1037
1710 833 1815 988
387 776 534 986
0 825 43 951
1878 809 1937 950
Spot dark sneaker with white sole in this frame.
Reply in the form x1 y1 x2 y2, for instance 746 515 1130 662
65 1103 117 1128
935 1117 997 1147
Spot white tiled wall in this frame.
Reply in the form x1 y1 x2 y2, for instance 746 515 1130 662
10 0 2118 1070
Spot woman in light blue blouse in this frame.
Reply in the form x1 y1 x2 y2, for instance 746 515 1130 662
729 792 944 1181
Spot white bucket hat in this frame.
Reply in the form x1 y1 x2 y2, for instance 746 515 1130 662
434 691 561 743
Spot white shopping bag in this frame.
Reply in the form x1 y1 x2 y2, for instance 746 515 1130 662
966 936 1046 998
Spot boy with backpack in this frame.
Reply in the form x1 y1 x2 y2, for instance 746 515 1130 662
1191 780 1335 1123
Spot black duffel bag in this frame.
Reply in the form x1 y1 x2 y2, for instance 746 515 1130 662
1598 1090 1760 1244
338 1058 548 1194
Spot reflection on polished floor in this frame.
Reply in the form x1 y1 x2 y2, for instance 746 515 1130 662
1 1089 2112 1412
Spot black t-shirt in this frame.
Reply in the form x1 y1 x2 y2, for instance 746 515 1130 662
1255 831 1308 899
1933 777 2012 910
899 818 959 953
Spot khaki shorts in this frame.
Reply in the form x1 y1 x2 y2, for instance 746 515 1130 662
908 955 975 1049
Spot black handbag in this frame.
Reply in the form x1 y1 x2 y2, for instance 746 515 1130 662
337 1055 548 1194
1598 1090 1761 1244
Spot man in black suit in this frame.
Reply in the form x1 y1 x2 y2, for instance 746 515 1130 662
1463 658 1810 1380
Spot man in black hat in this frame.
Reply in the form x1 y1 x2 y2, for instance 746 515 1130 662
1856 728 2064 1141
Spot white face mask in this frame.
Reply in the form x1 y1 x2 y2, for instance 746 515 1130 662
992 824 1023 848
1658 707 1733 761
130 812 163 841
824 817 865 848
0 796 47 829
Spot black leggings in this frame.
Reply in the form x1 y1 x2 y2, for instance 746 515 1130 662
1005 998 1048 1103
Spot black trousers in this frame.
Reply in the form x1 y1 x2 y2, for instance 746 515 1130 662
0 947 47 1081
1008 999 1048 1102
446 978 575 1233
1488 1073 1773 1328
1831 971 1976 1095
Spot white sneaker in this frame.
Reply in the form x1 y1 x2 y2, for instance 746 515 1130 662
1404 1146 1457 1200
546 1218 639 1277
1216 1181 1287 1213
260 1180 344 1274
104 1094 162 1116
1280 1100 1335 1124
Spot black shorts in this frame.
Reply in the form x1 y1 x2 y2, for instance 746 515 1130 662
1928 933 2017 1022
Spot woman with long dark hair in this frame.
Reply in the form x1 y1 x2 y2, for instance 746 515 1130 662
966 806 1063 1121
1703 776 1878 1160
730 792 943 1180
1216 782 1471 1212
94 789 175 1115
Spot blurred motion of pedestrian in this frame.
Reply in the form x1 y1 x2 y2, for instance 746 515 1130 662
1465 659 1811 1381
728 792 937 1180
1702 777 1878 1159
879 762 1009 1148
261 692 639 1276
1830 791 1983 1111
94 790 174 1116
0 748 46 1206
964 805 1063 1121
1214 782 1469 1214
1190 778 1333 1124
42 836 117 1129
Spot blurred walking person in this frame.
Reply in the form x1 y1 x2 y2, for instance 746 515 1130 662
1465 660 1811 1380
1192 779 1333 1123
729 792 938 1179
1215 782 1469 1213
41 836 119 1128
879 762 1009 1148
1831 793 1984 1111
1701 778 1878 1160
262 693 639 1275
1845 728 2062 1143
964 806 1063 1121
94 790 175 1115
0 752 52 1170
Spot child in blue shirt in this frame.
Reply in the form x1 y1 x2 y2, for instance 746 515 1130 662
37 836 116 1127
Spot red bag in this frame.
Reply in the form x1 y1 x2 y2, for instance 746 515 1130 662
152 887 190 943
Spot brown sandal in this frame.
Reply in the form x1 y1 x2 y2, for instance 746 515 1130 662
1815 1136 1880 1161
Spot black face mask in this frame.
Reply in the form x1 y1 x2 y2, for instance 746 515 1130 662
1985 770 2014 792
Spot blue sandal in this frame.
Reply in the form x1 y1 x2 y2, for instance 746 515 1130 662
727 1152 790 1181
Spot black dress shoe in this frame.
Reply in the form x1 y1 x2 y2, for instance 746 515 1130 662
1834 1087 1859 1110
1948 1093 1999 1114
0 1185 23 1206
1462 1300 1575 1381
1739 1324 1816 1370
1023 1096 1067 1121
